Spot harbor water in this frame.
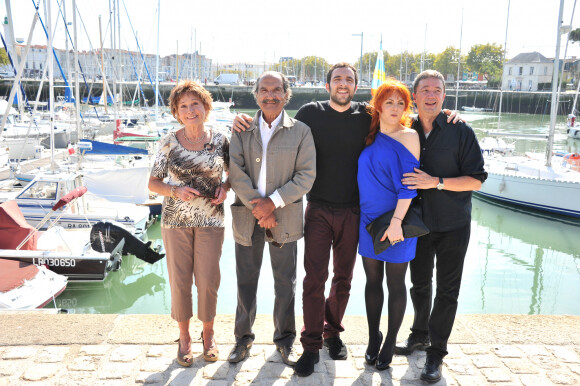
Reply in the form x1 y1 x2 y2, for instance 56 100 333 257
49 112 580 316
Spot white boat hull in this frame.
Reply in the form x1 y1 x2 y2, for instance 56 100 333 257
477 157 580 218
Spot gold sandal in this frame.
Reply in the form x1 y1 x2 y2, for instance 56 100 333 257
201 332 219 362
174 338 193 367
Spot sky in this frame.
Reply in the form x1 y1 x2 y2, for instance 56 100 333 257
2 0 580 65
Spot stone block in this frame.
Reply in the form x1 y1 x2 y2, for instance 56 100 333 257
471 354 502 368
548 346 580 363
492 345 523 358
257 362 294 379
481 368 512 382
501 358 540 374
2 346 36 359
239 354 266 372
0 360 22 376
79 345 109 356
21 363 59 381
454 375 489 386
447 344 464 359
146 345 174 358
234 371 258 384
136 371 165 384
323 359 358 378
200 380 230 386
546 370 579 385
203 361 230 380
446 358 476 375
569 364 580 375
110 345 143 362
529 354 562 370
348 345 366 358
293 373 329 385
68 355 99 371
98 362 135 379
141 357 173 372
36 346 69 363
518 345 551 356
520 374 553 386
459 344 490 355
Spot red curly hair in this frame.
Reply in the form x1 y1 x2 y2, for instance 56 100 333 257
365 78 412 145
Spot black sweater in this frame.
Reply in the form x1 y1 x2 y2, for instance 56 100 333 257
295 101 371 208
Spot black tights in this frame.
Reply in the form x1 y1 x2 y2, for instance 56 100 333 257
362 256 408 363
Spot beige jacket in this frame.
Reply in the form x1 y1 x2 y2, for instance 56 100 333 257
229 110 316 246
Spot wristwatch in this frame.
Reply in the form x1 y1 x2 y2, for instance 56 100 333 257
436 177 445 190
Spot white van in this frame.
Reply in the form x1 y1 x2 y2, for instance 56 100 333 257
214 73 240 85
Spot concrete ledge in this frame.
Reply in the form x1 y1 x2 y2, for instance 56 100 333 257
1 314 579 346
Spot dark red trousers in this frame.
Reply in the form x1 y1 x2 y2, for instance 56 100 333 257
300 202 359 352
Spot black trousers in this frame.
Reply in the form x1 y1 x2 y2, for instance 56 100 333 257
409 226 471 359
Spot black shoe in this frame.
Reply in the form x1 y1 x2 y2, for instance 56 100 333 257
323 336 348 360
375 341 394 371
365 331 383 365
294 350 319 377
420 356 443 383
276 345 298 366
394 333 430 355
228 342 252 363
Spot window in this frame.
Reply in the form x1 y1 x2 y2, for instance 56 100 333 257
19 181 58 200
508 67 512 75
544 66 548 75
519 67 523 75
529 66 534 75
528 80 533 90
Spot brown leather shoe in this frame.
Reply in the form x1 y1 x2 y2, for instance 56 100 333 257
277 345 298 366
228 342 252 363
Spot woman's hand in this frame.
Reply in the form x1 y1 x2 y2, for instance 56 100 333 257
210 184 228 205
175 186 202 201
381 219 404 245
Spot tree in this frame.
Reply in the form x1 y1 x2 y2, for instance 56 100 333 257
0 48 9 66
466 43 504 81
433 46 462 78
354 51 389 85
570 28 580 43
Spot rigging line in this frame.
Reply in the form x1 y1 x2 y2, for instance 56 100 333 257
120 0 164 106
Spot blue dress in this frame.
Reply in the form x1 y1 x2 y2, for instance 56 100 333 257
357 132 420 263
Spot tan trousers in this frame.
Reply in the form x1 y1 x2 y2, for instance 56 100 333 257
162 226 224 322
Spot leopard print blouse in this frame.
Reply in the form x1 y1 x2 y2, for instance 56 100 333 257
151 130 229 228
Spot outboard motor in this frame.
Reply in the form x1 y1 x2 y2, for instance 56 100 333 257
90 222 165 264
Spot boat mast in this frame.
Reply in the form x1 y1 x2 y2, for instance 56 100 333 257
454 9 463 111
155 0 160 119
98 15 107 114
547 0 566 167
497 0 510 129
72 0 81 145
46 0 58 171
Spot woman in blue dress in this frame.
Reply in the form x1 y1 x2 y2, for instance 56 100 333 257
357 79 420 370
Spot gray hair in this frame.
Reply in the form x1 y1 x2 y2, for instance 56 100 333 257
253 71 293 105
413 70 446 94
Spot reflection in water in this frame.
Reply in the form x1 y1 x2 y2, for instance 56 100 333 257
48 191 580 316
466 196 580 315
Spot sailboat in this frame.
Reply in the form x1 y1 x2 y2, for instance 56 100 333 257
475 0 580 218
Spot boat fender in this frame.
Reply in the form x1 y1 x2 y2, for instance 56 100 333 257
90 221 165 264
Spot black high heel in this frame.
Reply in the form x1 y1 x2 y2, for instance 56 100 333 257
365 331 383 365
376 342 394 371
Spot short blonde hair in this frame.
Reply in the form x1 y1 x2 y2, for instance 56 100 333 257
169 80 213 123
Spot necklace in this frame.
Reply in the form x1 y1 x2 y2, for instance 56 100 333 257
182 129 206 146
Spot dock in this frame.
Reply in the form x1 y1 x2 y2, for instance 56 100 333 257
0 313 578 385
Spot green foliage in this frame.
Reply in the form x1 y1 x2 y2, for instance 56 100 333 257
432 46 463 77
466 43 505 81
0 48 9 66
570 28 580 42
277 56 330 83
354 51 389 84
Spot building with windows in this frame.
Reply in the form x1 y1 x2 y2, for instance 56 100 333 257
501 52 552 91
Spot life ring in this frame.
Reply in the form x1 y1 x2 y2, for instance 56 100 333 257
563 153 580 171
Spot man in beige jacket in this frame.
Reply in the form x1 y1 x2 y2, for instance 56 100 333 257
228 71 316 366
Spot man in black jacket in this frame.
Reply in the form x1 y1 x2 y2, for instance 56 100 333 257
399 70 487 384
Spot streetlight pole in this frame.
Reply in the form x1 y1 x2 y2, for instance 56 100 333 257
352 33 363 85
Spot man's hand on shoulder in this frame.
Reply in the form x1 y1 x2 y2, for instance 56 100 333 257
402 168 438 190
232 113 253 133
442 109 465 124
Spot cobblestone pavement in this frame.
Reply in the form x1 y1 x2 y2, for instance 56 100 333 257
0 314 579 385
